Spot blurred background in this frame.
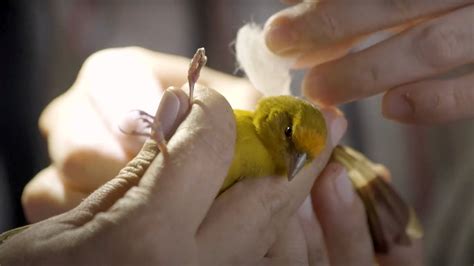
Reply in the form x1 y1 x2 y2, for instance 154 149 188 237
1 1 473 265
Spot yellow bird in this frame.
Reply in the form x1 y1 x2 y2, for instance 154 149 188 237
0 48 422 254
182 48 422 253
222 94 421 253
145 48 421 253
222 95 326 191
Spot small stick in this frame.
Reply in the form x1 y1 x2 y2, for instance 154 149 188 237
188 48 207 104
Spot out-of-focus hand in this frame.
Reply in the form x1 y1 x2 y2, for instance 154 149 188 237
298 162 423 266
265 1 474 124
22 47 261 222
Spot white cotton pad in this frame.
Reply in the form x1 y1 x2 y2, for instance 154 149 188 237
235 23 295 96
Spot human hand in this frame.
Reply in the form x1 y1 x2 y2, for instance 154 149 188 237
265 1 474 124
298 162 423 266
22 47 261 222
2 84 347 265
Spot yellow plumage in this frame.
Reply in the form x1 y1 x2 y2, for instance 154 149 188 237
220 94 422 254
221 95 327 192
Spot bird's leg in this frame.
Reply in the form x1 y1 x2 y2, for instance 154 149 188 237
118 110 155 137
153 48 207 153
119 48 208 155
118 108 168 154
153 48 207 154
188 48 207 104
150 115 167 155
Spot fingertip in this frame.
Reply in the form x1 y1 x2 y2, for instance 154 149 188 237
154 87 182 141
319 107 347 146
312 161 363 220
302 71 335 106
312 162 353 208
264 13 299 55
312 162 375 265
168 86 190 118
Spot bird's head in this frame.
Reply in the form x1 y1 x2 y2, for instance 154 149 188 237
253 96 327 181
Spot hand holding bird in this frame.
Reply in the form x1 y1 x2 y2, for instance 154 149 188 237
1 47 422 265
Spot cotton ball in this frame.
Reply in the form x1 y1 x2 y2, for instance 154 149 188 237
235 23 295 96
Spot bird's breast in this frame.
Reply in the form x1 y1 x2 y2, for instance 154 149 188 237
220 110 276 192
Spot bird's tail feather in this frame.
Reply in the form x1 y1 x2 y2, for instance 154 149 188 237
331 145 423 253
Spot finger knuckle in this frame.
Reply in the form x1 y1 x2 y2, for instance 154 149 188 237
303 3 343 42
415 23 464 69
320 8 343 39
315 5 344 40
351 62 381 95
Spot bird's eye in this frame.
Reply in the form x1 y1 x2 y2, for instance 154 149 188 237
285 126 292 138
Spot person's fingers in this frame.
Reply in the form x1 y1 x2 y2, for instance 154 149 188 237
39 47 258 197
24 88 186 222
196 108 347 265
168 87 191 123
69 87 233 246
293 38 355 69
22 166 89 223
311 162 375 266
79 48 167 155
264 0 472 55
382 70 474 124
259 216 309 266
303 5 474 105
73 87 227 222
39 48 196 195
297 197 330 266
376 239 424 266
129 86 236 232
43 83 147 193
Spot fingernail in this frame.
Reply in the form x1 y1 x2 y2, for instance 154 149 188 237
168 87 190 118
330 115 347 144
383 92 415 119
333 164 354 206
154 88 180 138
264 15 299 54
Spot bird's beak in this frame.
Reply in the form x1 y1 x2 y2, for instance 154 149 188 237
288 152 307 181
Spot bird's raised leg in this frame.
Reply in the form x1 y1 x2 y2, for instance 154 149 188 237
188 48 207 104
153 48 207 154
119 48 208 155
150 116 167 155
